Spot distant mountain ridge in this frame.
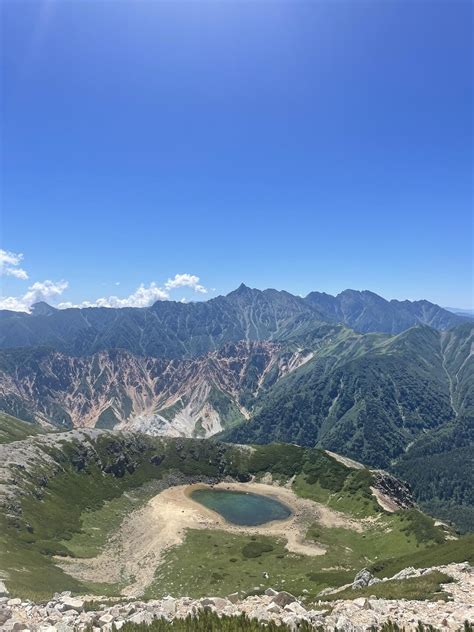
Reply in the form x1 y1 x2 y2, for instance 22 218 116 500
0 285 466 357
305 289 469 333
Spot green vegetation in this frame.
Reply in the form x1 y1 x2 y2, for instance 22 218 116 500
144 511 447 602
323 570 453 602
242 540 274 558
95 406 120 429
116 611 319 632
113 616 474 632
398 510 446 545
394 416 474 533
144 529 353 601
0 412 45 443
208 386 245 428
159 400 185 421
60 479 166 559
368 535 474 579
0 434 462 602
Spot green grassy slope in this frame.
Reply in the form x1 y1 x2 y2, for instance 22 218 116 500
0 412 46 443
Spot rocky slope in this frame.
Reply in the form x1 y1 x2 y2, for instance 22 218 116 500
0 565 472 631
0 341 314 436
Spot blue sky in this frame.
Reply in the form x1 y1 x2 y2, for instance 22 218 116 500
1 0 472 310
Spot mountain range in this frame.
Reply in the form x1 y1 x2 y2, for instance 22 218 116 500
0 285 468 357
0 284 472 530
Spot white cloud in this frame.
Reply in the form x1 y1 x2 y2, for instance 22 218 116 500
57 282 170 309
0 263 209 311
0 280 68 312
0 249 29 280
165 273 208 294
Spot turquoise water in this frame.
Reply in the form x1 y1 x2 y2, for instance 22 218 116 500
190 488 291 526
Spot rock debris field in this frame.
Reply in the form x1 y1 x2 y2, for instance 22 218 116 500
0 563 472 631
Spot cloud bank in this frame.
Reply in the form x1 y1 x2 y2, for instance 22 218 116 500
0 253 209 311
56 275 209 310
57 282 170 309
0 246 209 311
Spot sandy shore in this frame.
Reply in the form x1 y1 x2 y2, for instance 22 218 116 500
58 481 363 597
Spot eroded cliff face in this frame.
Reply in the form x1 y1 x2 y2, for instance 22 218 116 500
0 342 313 437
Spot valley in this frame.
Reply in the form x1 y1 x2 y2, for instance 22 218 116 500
0 424 472 630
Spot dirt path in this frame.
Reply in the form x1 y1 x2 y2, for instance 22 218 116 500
57 481 363 598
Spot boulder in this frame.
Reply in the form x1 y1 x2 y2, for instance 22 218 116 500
335 614 357 631
271 591 298 607
284 601 307 616
161 597 177 616
61 597 84 612
352 568 374 589
199 597 229 610
0 581 9 597
97 613 114 625
227 592 241 604
128 612 153 625
7 599 22 607
264 588 278 597
368 578 382 586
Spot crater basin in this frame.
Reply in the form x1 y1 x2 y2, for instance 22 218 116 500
190 488 292 526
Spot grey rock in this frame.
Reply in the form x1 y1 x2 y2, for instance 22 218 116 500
200 597 229 610
368 578 382 586
0 581 9 597
352 568 374 589
284 601 307 616
161 598 177 616
7 599 21 607
61 596 84 612
128 612 153 625
271 591 298 607
335 614 357 631
227 592 241 604
264 588 278 597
